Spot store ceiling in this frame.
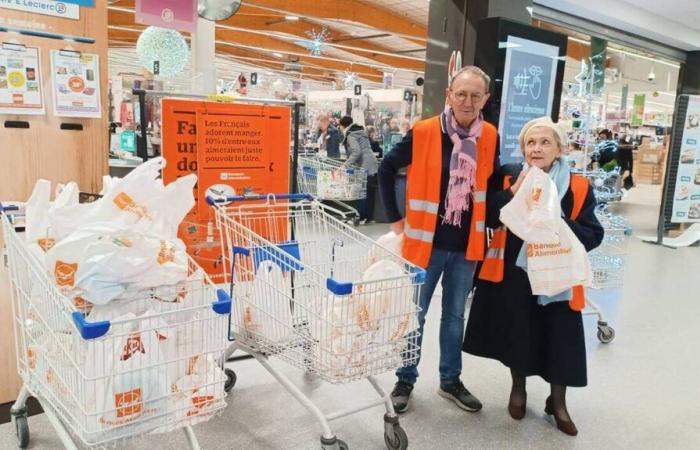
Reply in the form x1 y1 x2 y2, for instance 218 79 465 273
107 0 427 88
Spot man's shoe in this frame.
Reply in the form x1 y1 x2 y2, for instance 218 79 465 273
438 380 482 412
391 381 414 413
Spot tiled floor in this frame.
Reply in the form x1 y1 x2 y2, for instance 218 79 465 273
2 185 699 449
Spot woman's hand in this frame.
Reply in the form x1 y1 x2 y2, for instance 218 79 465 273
390 219 405 235
510 169 527 195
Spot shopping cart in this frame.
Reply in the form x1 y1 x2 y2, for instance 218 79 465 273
209 193 423 450
1 203 231 449
297 156 368 224
583 204 633 343
573 167 624 203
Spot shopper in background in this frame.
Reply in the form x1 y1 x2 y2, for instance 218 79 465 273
400 120 411 136
617 134 635 189
317 114 342 159
464 117 604 436
596 129 618 168
339 116 379 224
378 66 500 414
389 118 400 133
366 126 383 158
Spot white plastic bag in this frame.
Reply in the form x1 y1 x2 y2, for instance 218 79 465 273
241 260 294 342
500 166 561 243
525 219 592 296
368 231 403 264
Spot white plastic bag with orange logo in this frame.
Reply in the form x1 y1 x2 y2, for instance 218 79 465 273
500 166 561 244
44 226 188 305
523 219 592 296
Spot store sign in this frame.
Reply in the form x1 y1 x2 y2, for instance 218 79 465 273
62 0 94 5
671 95 700 223
497 35 559 164
135 0 197 33
631 94 645 126
0 0 80 20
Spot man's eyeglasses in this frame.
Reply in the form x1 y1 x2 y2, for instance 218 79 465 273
451 90 486 104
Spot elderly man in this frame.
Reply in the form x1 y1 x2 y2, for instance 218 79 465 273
378 66 500 414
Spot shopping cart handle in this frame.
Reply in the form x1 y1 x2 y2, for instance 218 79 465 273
206 193 313 205
0 202 20 212
71 312 110 340
213 289 232 315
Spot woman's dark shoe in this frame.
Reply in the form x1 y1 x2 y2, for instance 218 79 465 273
545 396 578 436
508 394 526 420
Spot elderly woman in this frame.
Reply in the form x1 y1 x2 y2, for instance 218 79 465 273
463 117 604 436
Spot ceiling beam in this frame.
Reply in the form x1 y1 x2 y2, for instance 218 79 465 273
244 0 427 40
108 6 424 72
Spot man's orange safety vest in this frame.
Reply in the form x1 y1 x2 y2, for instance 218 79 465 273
402 115 498 269
478 172 590 311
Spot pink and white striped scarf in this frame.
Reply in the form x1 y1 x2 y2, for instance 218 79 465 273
441 106 483 226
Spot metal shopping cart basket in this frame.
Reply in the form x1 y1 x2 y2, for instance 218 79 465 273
573 167 624 203
209 193 423 450
1 203 232 450
297 156 367 223
583 204 633 343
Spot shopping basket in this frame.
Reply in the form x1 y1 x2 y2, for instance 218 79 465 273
297 156 367 222
1 203 231 450
582 204 633 343
209 193 423 450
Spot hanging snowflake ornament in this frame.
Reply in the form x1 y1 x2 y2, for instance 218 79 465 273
342 71 358 89
304 26 329 56
136 26 189 77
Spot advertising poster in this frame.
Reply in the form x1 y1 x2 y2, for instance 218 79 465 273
631 94 645 126
135 0 198 33
0 43 45 115
671 95 700 223
497 36 559 164
50 50 101 118
162 99 291 283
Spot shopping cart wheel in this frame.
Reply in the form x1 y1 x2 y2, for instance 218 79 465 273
13 412 29 449
597 324 615 344
384 424 408 450
320 436 348 450
224 368 237 392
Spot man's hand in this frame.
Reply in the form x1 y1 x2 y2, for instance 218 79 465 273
390 219 405 235
510 169 527 195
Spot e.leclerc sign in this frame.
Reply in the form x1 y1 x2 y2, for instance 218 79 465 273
0 0 80 20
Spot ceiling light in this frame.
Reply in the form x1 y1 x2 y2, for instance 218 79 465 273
285 15 299 21
272 52 283 58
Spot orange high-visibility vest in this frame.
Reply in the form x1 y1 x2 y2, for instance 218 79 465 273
402 116 498 269
478 173 589 311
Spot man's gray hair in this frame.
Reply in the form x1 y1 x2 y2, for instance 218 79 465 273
449 66 491 92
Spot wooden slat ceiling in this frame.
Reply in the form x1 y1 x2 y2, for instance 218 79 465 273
107 0 427 85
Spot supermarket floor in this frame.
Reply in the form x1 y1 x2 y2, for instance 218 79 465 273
2 185 700 450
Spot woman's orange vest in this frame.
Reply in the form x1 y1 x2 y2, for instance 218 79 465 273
478 173 590 311
402 116 498 269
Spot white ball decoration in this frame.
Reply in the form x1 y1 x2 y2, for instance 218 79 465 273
136 26 189 77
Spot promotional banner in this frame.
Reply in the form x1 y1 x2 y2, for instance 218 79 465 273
497 36 559 164
195 104 291 220
0 43 45 115
162 99 291 282
631 94 645 126
671 95 700 223
135 0 198 33
50 50 101 118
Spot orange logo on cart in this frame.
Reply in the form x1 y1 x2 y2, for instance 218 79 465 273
54 261 78 287
113 192 149 219
115 388 143 418
120 333 146 361
157 240 176 265
187 394 215 417
37 238 56 252
27 347 36 369
68 76 85 93
74 296 94 314
186 355 200 376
